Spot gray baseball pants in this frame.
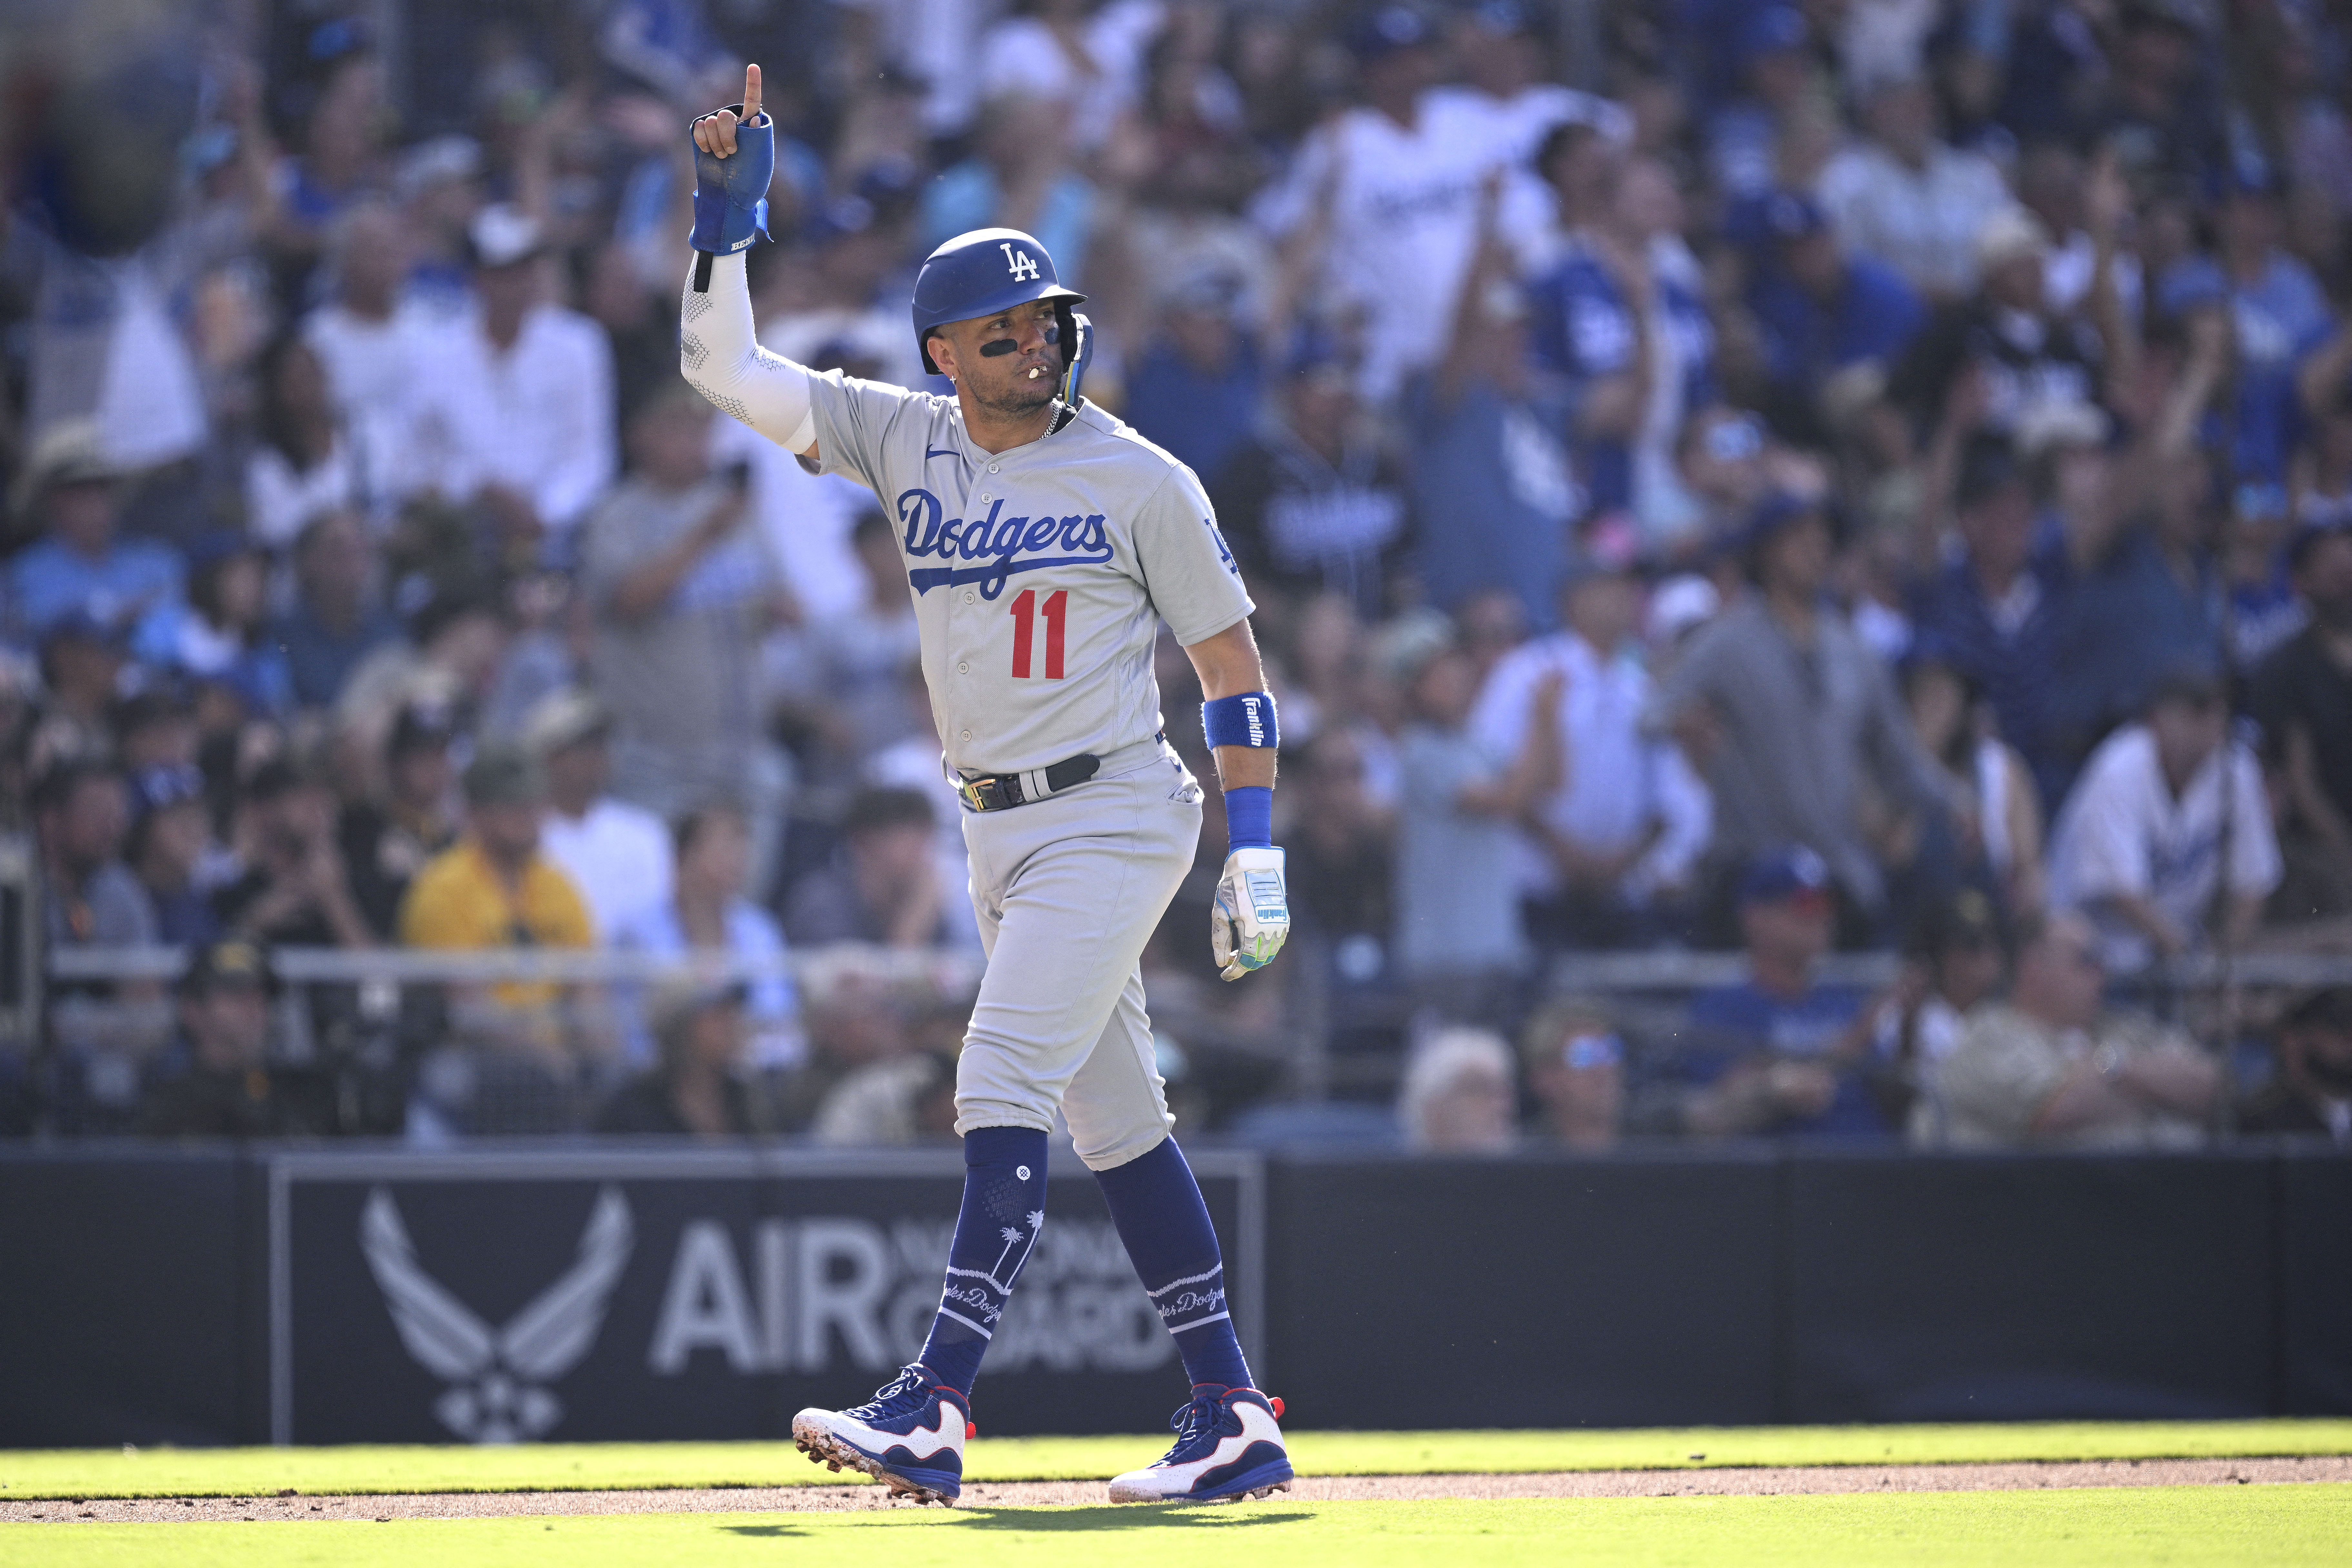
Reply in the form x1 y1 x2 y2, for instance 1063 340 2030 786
953 737 1201 1171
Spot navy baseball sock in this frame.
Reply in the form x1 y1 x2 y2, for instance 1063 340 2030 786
918 1125 1049 1398
1093 1136 1253 1391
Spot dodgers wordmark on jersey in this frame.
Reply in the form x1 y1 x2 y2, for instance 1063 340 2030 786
806 373 1255 777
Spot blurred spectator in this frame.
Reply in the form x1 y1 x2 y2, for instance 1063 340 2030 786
335 586 510 773
32 614 133 767
301 201 436 514
145 535 291 716
138 941 331 1138
1816 77 2010 304
126 763 220 947
922 95 1098 288
244 333 357 550
584 385 784 824
1908 437 2075 814
1702 3 1815 203
5 424 183 647
397 744 593 1018
767 511 925 786
1210 332 1408 620
1743 190 1925 453
215 760 372 950
813 1045 960 1147
615 803 800 1069
1933 910 2220 1149
1878 887 2009 1142
1384 612 1560 1006
338 702 461 941
2158 169 2332 487
1526 155 1716 544
1648 495 1953 928
784 787 961 950
978 0 1165 156
1475 558 1712 949
2238 987 2352 1142
1519 996 1625 1151
37 761 153 949
524 689 673 943
1899 649 2046 920
1281 726 1395 985
1399 1026 1517 1153
1654 849 1890 1137
2048 669 2281 974
269 511 401 710
1407 187 1580 631
1123 268 1265 489
2251 519 2352 923
594 981 776 1138
404 205 617 555
1254 5 1500 403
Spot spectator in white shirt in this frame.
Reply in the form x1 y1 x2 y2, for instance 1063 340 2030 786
302 201 439 518
245 332 358 550
2048 670 2283 974
1469 557 1712 948
524 688 674 944
978 0 1166 155
1816 76 2011 304
405 205 617 555
1253 6 1508 403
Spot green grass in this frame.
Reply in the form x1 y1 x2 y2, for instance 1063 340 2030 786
4 1421 2348 1502
5 1487 2351 1567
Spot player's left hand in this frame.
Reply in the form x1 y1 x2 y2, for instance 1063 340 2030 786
1211 846 1289 981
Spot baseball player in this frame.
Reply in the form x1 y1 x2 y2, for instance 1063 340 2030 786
682 67 1293 1506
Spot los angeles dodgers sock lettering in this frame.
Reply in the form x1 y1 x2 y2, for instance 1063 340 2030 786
918 1125 1049 1398
1093 1136 1252 1391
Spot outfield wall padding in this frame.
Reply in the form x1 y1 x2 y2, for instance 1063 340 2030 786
0 1144 2343 1444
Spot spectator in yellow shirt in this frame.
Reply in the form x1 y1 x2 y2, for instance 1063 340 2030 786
399 744 595 1049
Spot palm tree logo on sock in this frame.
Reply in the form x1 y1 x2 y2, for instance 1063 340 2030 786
987 1211 1048 1288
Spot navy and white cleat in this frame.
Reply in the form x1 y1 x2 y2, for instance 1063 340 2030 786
792 1364 971 1505
1107 1385 1294 1503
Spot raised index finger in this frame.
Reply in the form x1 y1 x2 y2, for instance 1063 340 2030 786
743 63 762 125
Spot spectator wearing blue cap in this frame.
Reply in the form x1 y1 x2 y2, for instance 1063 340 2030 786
34 612 133 765
2160 165 2335 487
1647 492 1956 929
1699 2 1815 204
1123 265 1267 492
1640 847 1896 1138
136 534 293 718
2250 518 2352 923
126 762 221 948
1742 189 1925 446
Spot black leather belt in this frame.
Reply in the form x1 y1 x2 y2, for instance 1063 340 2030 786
954 752 1101 813
953 732 1162 813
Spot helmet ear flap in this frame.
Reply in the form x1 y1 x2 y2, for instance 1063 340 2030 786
1053 302 1079 370
919 327 944 378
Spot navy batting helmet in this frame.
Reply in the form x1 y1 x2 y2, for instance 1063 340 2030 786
911 227 1085 376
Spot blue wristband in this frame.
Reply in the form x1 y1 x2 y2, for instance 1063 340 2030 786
1224 786 1273 850
1202 691 1278 751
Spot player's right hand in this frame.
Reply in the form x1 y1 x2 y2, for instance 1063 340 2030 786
688 64 774 256
1211 846 1290 981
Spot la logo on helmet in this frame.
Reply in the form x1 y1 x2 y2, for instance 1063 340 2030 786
1000 242 1040 282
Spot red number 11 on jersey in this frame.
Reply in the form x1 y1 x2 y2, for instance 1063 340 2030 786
1009 588 1067 679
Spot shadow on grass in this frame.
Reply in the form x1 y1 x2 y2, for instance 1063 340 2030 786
718 1507 1311 1538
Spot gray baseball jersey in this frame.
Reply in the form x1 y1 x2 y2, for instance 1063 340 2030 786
804 373 1254 776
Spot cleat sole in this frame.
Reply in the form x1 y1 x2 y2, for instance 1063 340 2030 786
789 1420 959 1507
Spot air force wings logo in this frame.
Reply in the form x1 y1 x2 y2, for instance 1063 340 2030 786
361 1185 634 1443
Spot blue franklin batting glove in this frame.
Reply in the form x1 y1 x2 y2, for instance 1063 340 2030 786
689 105 773 256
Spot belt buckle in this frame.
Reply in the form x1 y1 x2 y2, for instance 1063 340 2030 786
955 775 990 813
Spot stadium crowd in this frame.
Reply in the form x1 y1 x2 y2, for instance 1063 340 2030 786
3 0 2351 1149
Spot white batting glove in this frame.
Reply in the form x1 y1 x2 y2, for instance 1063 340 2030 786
1211 846 1290 980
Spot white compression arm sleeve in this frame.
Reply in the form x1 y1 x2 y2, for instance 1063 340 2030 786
679 252 818 455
